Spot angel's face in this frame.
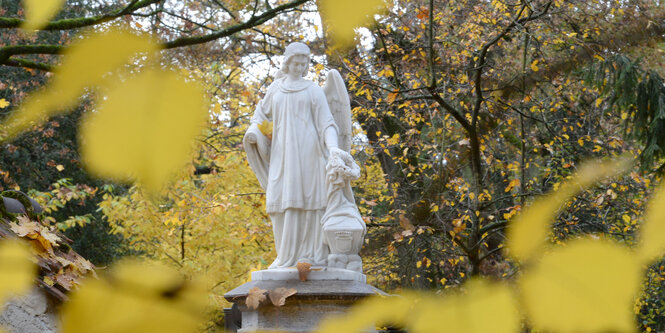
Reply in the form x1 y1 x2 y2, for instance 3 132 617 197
287 55 308 79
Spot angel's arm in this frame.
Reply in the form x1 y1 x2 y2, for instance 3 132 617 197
324 126 339 150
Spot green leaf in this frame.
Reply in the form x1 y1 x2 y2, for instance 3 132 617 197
520 239 641 333
80 68 207 193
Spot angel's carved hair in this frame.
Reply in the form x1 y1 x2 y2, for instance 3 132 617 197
278 42 310 78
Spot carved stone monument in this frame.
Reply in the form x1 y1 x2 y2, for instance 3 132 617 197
225 42 384 332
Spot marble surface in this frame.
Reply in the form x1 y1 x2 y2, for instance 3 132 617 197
250 267 366 283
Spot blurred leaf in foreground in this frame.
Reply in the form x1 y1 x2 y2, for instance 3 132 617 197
0 240 36 305
317 279 518 333
318 0 386 47
2 28 158 139
61 259 207 333
408 279 519 333
637 182 665 261
80 69 207 193
520 239 641 333
22 0 65 30
506 159 630 261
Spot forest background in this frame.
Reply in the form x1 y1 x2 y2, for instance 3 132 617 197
1 0 665 332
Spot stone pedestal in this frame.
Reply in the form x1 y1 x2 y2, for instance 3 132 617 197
224 270 386 333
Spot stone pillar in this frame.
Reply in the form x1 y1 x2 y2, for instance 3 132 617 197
224 268 386 333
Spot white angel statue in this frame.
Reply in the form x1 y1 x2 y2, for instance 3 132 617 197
243 42 365 273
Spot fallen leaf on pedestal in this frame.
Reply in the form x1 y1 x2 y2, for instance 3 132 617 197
269 287 297 307
246 287 267 309
296 262 312 281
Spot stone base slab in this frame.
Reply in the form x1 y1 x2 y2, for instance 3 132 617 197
225 280 386 332
251 267 366 283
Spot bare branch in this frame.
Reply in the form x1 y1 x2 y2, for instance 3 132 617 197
163 0 309 49
0 0 162 30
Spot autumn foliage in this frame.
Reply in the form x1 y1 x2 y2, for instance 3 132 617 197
1 0 665 332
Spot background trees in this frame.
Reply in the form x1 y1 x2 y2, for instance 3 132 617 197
2 0 665 331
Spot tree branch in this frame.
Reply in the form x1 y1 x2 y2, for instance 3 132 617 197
4 58 53 71
162 0 308 49
0 0 162 30
428 88 472 132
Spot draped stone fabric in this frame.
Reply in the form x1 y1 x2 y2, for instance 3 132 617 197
244 77 337 268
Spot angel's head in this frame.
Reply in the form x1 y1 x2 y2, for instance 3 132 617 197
280 42 310 78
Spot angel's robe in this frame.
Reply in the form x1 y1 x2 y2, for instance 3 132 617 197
244 77 337 268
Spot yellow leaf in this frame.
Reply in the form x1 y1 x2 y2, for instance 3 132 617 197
61 259 207 333
530 60 539 72
56 164 64 171
2 28 159 139
43 276 55 287
80 69 207 193
318 0 386 47
386 92 398 103
257 120 273 140
595 97 603 108
22 0 65 30
0 240 36 305
317 295 410 333
504 178 520 192
638 183 665 261
409 279 519 333
0 99 9 109
507 159 630 261
317 279 519 333
520 239 641 333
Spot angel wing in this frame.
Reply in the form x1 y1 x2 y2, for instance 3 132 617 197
323 69 352 152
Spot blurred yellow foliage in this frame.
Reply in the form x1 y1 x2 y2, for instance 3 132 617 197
2 28 159 139
80 69 207 192
506 158 630 261
317 279 518 333
21 0 65 30
318 0 386 47
637 183 665 261
315 158 665 333
520 239 641 333
60 259 208 333
0 240 35 306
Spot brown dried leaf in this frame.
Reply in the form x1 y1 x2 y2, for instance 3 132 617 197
9 217 40 237
246 286 267 310
39 228 61 245
269 287 297 307
296 262 312 281
399 214 415 231
32 235 54 254
55 270 75 290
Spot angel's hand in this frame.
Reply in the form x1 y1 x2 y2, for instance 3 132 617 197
329 147 345 156
245 132 258 144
